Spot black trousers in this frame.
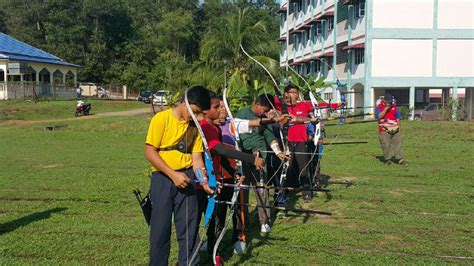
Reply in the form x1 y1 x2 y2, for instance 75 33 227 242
149 169 199 266
235 161 270 232
286 142 312 197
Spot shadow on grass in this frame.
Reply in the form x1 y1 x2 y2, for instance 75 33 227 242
0 207 67 235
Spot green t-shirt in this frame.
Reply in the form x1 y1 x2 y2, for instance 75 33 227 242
236 107 277 159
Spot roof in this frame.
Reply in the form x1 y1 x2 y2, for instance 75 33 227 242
342 43 365 50
0 33 80 68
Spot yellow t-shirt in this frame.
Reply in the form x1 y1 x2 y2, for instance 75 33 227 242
145 108 203 171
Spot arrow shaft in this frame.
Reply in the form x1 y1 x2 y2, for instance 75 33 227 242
216 200 332 215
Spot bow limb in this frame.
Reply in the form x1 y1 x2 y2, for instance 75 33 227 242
211 86 244 264
185 88 217 266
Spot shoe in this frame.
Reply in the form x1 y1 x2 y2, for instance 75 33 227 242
276 211 287 219
385 160 392 165
398 159 407 165
233 241 246 255
261 223 271 233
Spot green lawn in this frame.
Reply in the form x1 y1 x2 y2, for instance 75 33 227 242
0 103 472 264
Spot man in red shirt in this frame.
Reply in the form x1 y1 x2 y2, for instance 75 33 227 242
375 95 406 165
283 84 317 202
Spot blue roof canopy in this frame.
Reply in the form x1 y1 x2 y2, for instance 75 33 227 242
0 33 80 68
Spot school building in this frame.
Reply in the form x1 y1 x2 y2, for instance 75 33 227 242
278 0 474 120
0 33 80 100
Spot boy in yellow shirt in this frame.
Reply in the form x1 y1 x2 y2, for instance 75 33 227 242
144 86 212 266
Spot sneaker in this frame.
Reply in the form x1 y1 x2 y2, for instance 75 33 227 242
261 223 271 233
233 241 246 255
276 211 287 219
398 159 407 165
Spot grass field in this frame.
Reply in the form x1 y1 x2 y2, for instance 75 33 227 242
0 101 473 265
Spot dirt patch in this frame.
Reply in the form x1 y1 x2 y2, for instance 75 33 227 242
389 190 403 196
40 164 64 169
376 234 403 245
0 107 154 126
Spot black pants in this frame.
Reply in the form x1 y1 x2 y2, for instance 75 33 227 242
236 161 270 233
286 142 312 197
196 178 236 254
149 169 199 266
307 141 322 186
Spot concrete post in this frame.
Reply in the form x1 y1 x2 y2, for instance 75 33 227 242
123 85 127 100
452 86 458 121
409 86 415 120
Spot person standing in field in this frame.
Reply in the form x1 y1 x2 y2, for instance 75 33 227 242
144 86 213 266
375 94 407 165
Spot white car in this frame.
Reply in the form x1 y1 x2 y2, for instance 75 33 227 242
152 90 168 105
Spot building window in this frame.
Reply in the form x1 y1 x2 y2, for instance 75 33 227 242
312 60 322 74
354 49 364 65
324 93 333 100
316 23 323 36
280 14 286 27
355 0 366 18
327 18 334 31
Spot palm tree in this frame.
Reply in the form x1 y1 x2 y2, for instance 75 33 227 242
198 7 281 108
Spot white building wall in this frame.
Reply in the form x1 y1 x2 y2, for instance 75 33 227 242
372 0 433 29
438 0 474 29
372 39 433 77
352 63 365 78
0 61 6 78
352 16 366 39
28 63 77 80
437 40 474 77
0 61 6 100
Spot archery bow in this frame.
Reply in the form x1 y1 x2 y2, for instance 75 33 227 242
239 44 291 189
211 86 245 264
185 88 218 266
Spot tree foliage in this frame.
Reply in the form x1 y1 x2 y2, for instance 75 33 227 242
0 0 280 96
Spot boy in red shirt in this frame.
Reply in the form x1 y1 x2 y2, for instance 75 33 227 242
198 91 265 259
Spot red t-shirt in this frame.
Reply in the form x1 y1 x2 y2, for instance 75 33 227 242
287 101 313 142
200 119 222 181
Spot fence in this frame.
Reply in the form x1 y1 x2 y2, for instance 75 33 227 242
0 82 76 100
1 82 141 101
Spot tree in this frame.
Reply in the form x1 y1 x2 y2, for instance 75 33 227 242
0 9 7 33
199 7 280 102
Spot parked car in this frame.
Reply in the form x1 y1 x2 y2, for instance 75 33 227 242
137 90 152 104
414 103 443 121
152 90 169 105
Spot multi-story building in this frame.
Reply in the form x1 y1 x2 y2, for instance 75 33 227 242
279 0 474 120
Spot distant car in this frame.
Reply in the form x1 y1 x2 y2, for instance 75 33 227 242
152 90 169 105
414 103 443 121
137 90 152 104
